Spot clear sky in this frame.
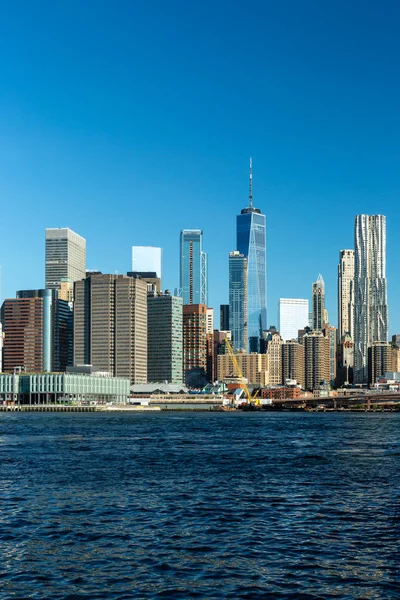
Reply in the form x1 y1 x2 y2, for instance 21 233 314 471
0 1 399 332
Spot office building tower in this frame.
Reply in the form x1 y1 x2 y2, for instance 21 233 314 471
282 340 305 388
265 332 283 385
322 323 337 384
236 159 266 352
354 215 388 383
1 290 73 373
147 291 183 384
131 246 162 291
182 304 207 387
338 250 355 341
368 342 392 385
213 329 231 379
206 332 215 383
336 334 354 387
127 272 161 293
74 274 147 383
229 251 247 351
303 331 330 391
312 274 325 331
132 246 162 278
220 304 229 331
180 230 208 305
45 228 86 291
278 299 309 341
206 308 214 334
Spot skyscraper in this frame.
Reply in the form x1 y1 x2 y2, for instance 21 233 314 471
182 304 207 387
1 289 73 373
278 298 309 341
229 251 247 351
354 214 388 383
282 340 305 388
220 304 229 331
74 274 147 383
303 331 330 391
338 250 355 341
132 246 162 278
180 230 208 305
147 291 183 384
45 228 86 290
206 308 214 334
312 274 325 331
236 158 266 352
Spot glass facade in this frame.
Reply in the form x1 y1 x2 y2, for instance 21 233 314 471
229 252 247 351
236 209 266 352
180 230 208 305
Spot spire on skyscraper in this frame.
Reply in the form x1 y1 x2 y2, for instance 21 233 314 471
249 157 253 209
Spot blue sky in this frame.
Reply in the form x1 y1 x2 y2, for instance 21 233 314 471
0 1 399 332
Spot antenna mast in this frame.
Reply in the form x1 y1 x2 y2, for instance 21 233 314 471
249 157 253 209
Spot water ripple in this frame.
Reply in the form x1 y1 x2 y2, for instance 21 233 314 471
0 412 399 599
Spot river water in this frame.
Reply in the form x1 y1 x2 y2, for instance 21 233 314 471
0 412 399 599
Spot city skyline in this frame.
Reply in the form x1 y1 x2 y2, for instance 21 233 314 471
1 209 399 340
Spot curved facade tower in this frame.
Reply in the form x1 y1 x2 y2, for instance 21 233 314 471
236 159 267 352
354 214 388 383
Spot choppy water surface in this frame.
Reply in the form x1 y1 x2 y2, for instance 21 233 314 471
0 412 399 599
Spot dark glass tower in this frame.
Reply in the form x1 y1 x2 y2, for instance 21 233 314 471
236 159 267 352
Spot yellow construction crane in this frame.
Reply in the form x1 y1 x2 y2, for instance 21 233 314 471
224 338 260 405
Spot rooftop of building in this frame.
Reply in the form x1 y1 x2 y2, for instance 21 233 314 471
130 383 189 395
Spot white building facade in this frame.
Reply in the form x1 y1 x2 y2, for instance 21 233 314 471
132 246 162 278
278 298 309 342
338 249 355 341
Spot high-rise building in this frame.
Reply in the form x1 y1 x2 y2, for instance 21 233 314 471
74 274 147 383
265 332 283 385
368 342 392 385
322 323 337 384
229 251 247 351
180 230 208 305
303 331 330 391
282 340 305 388
45 228 86 291
236 159 266 352
336 334 354 387
220 304 229 331
130 246 162 291
1 290 73 373
147 291 183 384
312 274 325 331
338 250 355 341
182 304 207 387
132 246 162 278
206 308 214 334
278 299 309 342
354 215 388 383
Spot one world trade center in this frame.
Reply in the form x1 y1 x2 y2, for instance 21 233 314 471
236 159 267 352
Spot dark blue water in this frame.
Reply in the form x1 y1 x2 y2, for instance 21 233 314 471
0 412 399 599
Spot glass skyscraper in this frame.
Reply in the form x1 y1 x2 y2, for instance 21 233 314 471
236 159 267 352
229 251 247 351
179 229 208 305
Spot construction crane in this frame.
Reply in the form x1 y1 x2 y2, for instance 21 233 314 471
224 338 260 405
